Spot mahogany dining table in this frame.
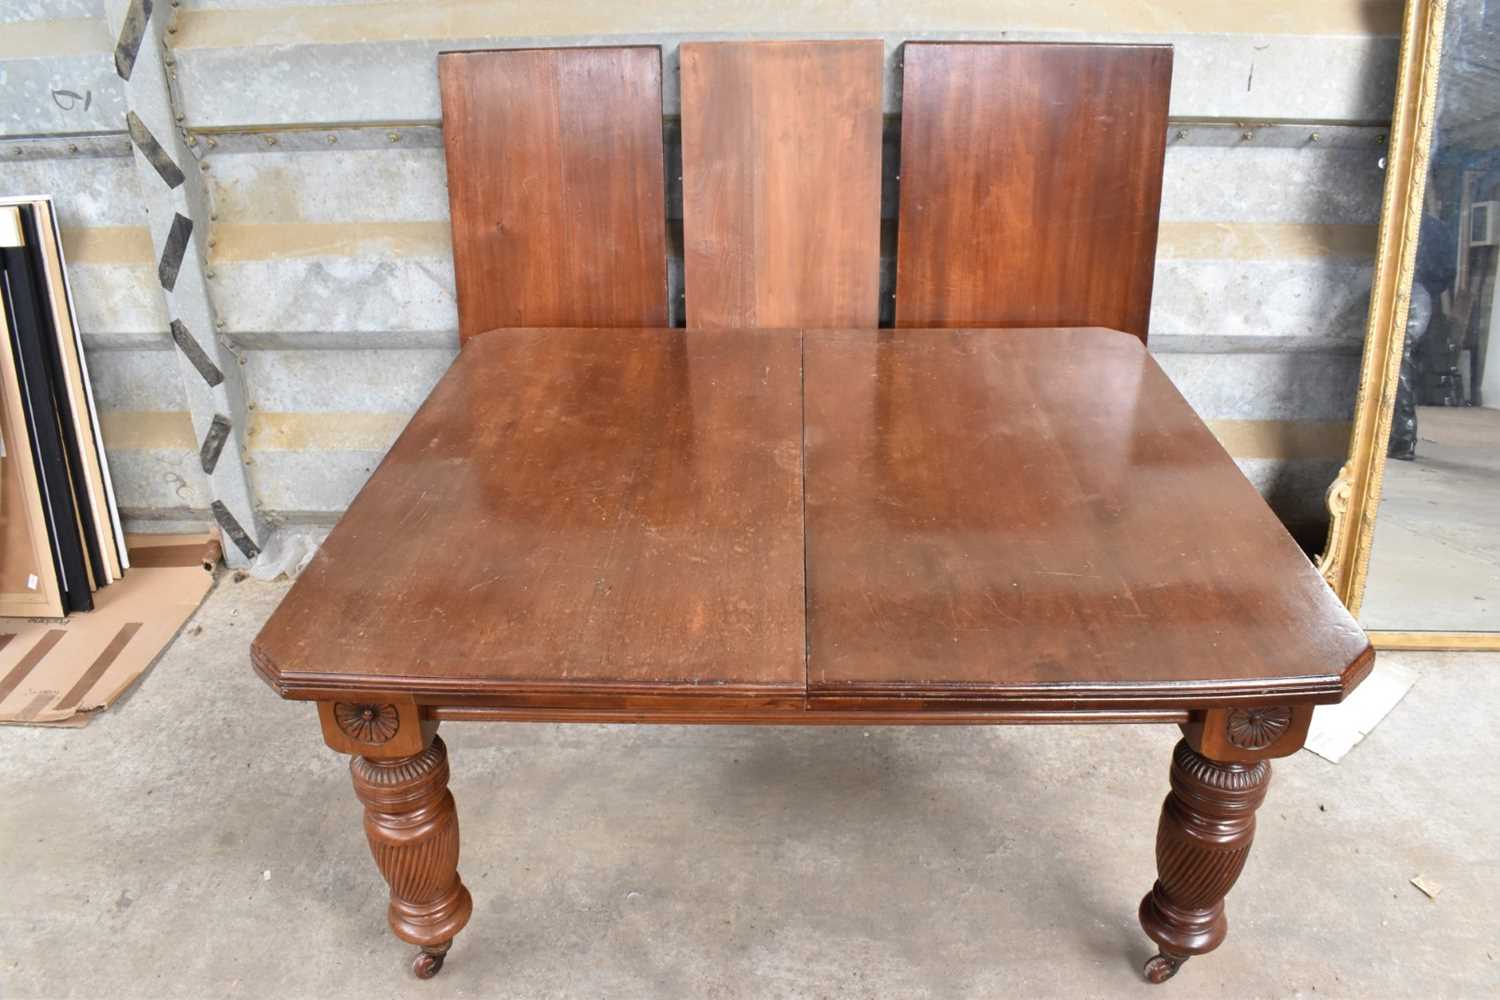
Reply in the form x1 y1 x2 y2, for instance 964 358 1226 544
251 324 1371 982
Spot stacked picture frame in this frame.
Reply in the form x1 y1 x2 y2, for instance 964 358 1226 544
1 198 127 618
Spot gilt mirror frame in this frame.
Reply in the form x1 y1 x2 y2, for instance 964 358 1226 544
1317 0 1500 650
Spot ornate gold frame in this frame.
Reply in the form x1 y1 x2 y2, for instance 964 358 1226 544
1366 631 1500 651
1316 0 1471 647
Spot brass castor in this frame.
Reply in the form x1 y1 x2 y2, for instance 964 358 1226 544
412 942 451 980
1143 952 1187 984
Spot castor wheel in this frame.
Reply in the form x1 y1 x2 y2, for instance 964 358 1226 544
411 942 451 980
1143 952 1187 984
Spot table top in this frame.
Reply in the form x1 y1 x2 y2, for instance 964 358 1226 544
803 328 1369 709
252 327 1371 714
253 328 807 706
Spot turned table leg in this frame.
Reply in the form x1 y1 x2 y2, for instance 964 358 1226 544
1138 737 1271 983
318 700 473 979
351 735 474 978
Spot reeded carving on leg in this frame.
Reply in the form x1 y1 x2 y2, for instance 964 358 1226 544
1138 738 1271 983
351 735 473 979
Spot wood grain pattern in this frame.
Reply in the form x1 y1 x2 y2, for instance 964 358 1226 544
429 705 1189 725
894 42 1172 340
252 328 805 704
680 40 883 328
350 735 472 979
256 325 1372 717
802 328 1372 707
1138 739 1272 983
1186 704 1314 762
438 47 668 339
318 698 432 758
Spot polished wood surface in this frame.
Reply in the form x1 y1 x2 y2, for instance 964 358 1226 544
426 705 1189 725
253 328 805 702
350 735 471 980
802 328 1372 706
893 43 1172 340
256 325 1369 714
1139 740 1272 983
438 48 668 339
680 40 883 328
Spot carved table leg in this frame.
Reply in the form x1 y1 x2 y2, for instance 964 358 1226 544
350 734 473 979
1138 738 1271 983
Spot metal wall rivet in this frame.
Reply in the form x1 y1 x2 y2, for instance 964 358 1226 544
328 135 338 144
205 269 216 278
68 144 79 154
216 319 226 329
388 132 401 143
1310 132 1321 143
206 137 217 148
187 135 197 146
1176 129 1188 140
1241 131 1254 142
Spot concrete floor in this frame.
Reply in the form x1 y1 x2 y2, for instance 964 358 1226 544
1362 405 1500 632
2 578 1498 999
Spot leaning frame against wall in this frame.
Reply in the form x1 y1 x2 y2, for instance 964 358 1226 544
1314 0 1492 651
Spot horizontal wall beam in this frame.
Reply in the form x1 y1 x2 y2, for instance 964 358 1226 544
162 1 1402 124
173 1 1403 48
180 118 1392 154
2 118 1394 165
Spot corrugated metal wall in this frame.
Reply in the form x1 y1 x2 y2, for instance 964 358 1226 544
1 0 1400 540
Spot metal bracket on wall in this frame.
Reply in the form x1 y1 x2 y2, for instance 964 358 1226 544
0 133 132 161
113 0 153 81
1165 118 1389 149
199 413 232 474
103 0 263 567
181 116 1391 155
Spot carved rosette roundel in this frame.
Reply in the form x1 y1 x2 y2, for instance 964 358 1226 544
1224 706 1292 750
333 702 401 744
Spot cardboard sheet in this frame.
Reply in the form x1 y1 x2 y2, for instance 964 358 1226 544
0 534 217 726
1304 658 1420 763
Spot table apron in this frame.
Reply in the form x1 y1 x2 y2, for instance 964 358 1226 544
423 704 1190 726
